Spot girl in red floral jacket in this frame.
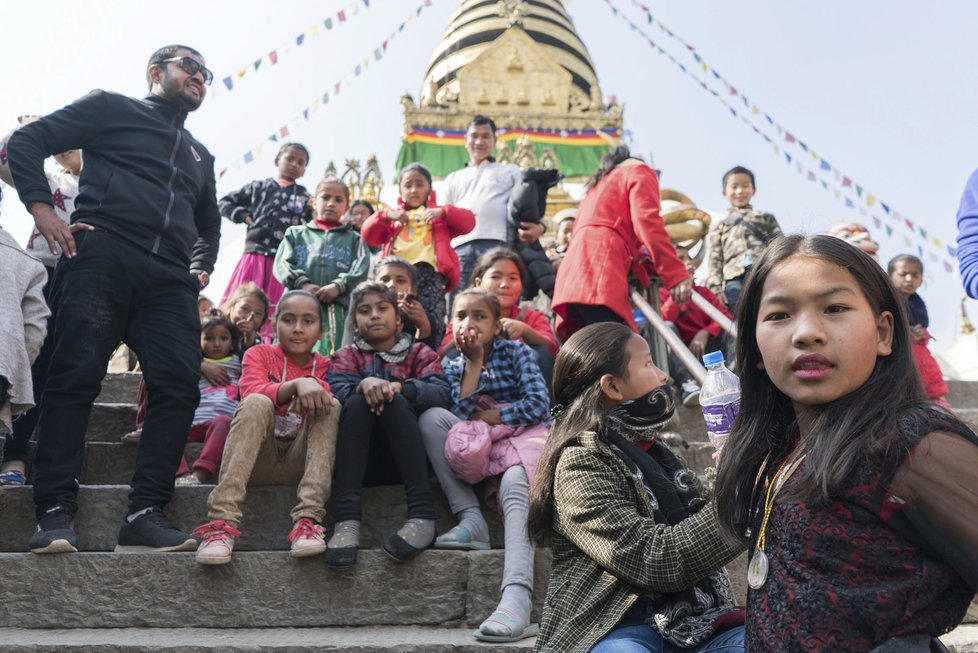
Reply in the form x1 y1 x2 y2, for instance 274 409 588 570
361 163 474 343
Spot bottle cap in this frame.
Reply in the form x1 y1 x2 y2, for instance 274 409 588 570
702 351 725 366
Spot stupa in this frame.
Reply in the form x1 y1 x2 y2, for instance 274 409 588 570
391 0 710 249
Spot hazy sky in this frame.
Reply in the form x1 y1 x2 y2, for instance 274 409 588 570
2 0 976 345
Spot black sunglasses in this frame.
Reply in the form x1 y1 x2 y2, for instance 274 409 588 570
156 56 213 86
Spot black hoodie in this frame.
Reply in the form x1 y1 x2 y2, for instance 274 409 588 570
7 90 220 275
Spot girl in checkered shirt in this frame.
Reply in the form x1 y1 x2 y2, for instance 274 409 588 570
527 322 744 653
420 287 550 643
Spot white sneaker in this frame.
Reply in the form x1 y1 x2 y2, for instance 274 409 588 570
193 520 239 565
288 518 327 558
681 380 701 407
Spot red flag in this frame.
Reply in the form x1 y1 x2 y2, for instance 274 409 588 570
784 132 796 143
269 50 278 65
335 82 341 95
280 126 289 138
841 176 852 187
338 9 346 21
904 219 915 230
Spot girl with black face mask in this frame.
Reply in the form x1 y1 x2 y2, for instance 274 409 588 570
527 322 746 653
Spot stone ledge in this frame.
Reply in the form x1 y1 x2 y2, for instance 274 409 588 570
0 551 546 630
0 484 503 553
0 625 535 652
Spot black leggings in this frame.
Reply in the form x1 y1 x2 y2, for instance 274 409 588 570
332 394 435 522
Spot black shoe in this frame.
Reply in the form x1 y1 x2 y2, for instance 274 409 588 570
114 507 196 552
382 533 426 563
30 504 78 554
324 546 358 570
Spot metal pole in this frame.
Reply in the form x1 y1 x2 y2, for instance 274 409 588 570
689 290 738 339
631 290 708 385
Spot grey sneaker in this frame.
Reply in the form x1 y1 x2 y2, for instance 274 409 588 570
30 504 78 554
114 507 196 552
681 380 701 407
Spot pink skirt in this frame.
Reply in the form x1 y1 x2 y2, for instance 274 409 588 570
221 253 285 340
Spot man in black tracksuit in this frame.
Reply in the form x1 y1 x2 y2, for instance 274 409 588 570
7 45 220 553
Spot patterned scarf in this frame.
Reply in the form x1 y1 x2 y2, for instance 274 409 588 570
606 384 676 443
353 331 412 363
608 432 740 647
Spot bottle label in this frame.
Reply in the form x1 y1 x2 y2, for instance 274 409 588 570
702 399 740 437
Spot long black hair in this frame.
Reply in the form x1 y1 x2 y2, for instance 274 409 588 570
585 144 640 191
713 234 945 545
527 323 637 546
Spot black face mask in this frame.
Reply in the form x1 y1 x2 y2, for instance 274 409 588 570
607 384 676 443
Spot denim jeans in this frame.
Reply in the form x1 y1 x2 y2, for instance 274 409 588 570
591 604 745 653
722 277 745 317
31 229 202 517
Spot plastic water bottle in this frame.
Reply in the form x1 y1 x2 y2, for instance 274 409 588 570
700 351 740 451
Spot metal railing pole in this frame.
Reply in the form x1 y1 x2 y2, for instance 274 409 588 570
631 290 708 385
689 290 738 339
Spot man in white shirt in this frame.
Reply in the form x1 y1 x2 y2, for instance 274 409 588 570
443 116 545 292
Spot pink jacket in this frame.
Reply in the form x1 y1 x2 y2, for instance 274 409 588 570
444 397 548 495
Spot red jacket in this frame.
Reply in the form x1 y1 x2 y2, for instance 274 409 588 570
551 161 690 341
360 191 475 292
658 285 733 345
239 344 332 416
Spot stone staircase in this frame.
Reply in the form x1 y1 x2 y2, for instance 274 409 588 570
1 373 975 651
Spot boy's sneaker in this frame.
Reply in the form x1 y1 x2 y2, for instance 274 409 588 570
288 518 327 558
30 504 78 554
193 520 240 565
114 507 197 552
681 380 701 407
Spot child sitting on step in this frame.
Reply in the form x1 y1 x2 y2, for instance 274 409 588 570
193 290 340 565
175 315 242 486
339 256 441 351
324 282 451 568
420 288 550 643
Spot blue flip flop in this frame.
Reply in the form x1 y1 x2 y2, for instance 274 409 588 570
0 469 26 486
474 609 540 643
433 525 490 551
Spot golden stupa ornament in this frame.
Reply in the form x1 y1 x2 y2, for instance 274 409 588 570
496 0 529 26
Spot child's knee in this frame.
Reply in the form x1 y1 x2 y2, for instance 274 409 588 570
236 393 275 419
500 465 530 499
419 407 455 442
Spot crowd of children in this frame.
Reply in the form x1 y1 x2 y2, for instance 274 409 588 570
2 114 975 651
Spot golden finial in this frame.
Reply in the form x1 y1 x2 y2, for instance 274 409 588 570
962 297 976 335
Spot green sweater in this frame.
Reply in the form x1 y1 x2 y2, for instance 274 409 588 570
273 222 369 354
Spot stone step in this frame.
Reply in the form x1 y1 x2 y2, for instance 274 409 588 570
3 625 975 653
75 439 717 488
86 403 138 442
0 484 504 553
0 626 536 652
96 372 142 403
0 550 551 630
81 401 713 444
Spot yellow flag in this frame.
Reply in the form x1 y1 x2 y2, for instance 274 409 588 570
237 67 247 78
867 193 876 208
